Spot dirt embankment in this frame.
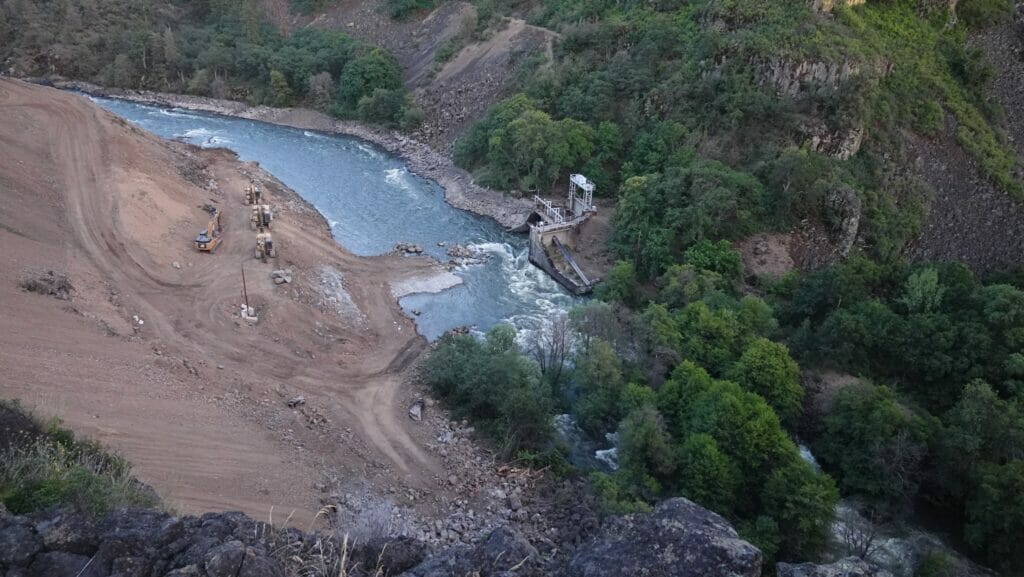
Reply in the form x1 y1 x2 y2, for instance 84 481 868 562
0 78 472 525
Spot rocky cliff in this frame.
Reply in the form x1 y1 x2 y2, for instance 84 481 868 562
0 498 763 577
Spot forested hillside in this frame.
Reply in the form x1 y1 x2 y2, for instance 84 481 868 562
435 0 1024 572
0 0 420 125
455 0 1019 267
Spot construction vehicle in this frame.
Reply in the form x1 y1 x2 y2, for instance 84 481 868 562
195 210 223 252
254 229 277 262
244 184 262 206
250 204 273 230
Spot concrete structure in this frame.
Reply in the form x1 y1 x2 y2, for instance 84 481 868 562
527 174 598 295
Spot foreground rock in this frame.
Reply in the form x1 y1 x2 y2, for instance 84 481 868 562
0 497 765 577
567 498 763 577
778 557 892 577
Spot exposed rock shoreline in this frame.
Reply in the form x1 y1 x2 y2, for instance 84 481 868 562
47 80 535 230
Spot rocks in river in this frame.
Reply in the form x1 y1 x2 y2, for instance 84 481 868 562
446 244 478 259
395 242 424 255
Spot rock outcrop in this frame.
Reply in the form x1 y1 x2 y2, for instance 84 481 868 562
778 557 893 577
567 498 763 577
0 497 764 577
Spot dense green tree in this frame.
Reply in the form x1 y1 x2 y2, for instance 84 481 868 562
727 338 803 428
422 326 553 454
761 458 839 560
609 163 767 279
935 381 1024 498
683 240 743 285
816 383 934 518
335 49 403 115
616 407 675 499
574 338 627 436
964 461 1024 572
269 69 292 105
596 260 638 306
674 433 741 516
356 88 407 125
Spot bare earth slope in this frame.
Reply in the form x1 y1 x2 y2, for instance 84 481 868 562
278 0 557 150
0 79 453 524
907 17 1024 271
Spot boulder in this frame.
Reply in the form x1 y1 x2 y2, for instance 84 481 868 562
354 536 426 575
287 396 305 408
567 498 762 577
409 399 424 421
204 540 246 577
27 551 103 577
777 557 893 577
35 510 98 556
402 528 539 577
0 519 42 567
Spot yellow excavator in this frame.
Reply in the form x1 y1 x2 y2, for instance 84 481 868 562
244 184 262 206
254 228 277 262
195 210 223 252
250 204 273 230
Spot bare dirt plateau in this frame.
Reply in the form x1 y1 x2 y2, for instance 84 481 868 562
0 79 461 525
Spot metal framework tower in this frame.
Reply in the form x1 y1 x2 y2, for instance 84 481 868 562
568 173 595 217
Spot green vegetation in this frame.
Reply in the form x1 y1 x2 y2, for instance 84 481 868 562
386 0 436 20
453 0 1020 275
0 401 159 518
0 0 419 126
427 247 837 564
423 325 553 455
783 260 1024 572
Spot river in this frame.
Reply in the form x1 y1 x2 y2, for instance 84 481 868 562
89 97 577 340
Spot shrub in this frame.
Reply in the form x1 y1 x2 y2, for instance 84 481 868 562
0 402 159 518
422 326 554 454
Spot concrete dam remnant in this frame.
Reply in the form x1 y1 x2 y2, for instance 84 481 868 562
527 174 598 295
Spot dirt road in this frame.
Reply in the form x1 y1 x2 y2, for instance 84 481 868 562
0 79 451 524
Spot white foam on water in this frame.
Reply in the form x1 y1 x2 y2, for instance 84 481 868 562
157 108 196 119
384 167 422 200
356 143 383 160
179 127 216 140
470 241 577 342
328 219 339 228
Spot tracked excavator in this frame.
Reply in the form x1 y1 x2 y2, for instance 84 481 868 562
250 204 273 230
244 184 262 205
254 228 277 262
194 210 223 252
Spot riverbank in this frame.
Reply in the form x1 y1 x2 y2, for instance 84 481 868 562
47 80 535 230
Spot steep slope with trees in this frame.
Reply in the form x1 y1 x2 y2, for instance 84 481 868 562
0 0 419 126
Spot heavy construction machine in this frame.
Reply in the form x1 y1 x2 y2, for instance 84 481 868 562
244 184 262 206
194 210 223 252
250 204 273 230
254 229 277 262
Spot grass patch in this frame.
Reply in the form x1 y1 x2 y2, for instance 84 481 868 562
0 400 160 518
